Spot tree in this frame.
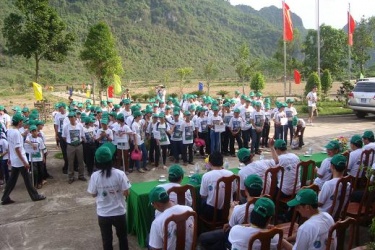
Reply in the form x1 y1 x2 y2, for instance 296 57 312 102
80 22 124 102
232 43 258 93
320 69 333 99
302 25 347 79
176 67 193 96
250 72 265 92
352 17 375 75
2 0 74 82
304 72 321 97
203 61 219 95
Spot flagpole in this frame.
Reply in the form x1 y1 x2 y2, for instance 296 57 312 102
283 0 287 101
317 0 321 78
348 3 352 83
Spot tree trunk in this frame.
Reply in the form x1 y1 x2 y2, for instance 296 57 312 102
35 53 40 83
207 82 210 95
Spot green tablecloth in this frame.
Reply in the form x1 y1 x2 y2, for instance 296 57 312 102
127 168 239 247
298 152 327 167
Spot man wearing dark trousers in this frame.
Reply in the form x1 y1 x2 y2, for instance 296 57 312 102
1 113 45 205
54 102 68 174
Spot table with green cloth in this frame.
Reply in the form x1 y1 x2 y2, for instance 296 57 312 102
127 168 239 247
298 152 327 167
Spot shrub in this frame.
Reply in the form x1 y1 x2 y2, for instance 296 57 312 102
304 72 321 97
189 90 206 97
217 90 229 98
250 72 265 92
321 69 332 99
336 81 354 107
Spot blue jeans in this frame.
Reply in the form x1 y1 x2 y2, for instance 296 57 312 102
134 143 147 170
210 130 221 153
241 129 252 149
171 140 183 162
251 129 261 152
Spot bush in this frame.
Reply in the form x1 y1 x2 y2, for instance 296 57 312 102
217 90 229 98
131 93 142 102
189 90 206 97
167 93 178 99
336 81 354 107
321 69 332 99
304 72 321 97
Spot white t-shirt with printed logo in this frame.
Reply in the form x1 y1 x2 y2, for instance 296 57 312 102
62 123 84 144
181 121 194 144
149 205 194 250
241 106 254 130
131 120 145 145
0 138 9 160
170 119 183 141
293 212 336 250
196 117 209 133
207 115 223 132
0 113 11 130
285 106 297 121
238 160 272 194
318 177 351 215
7 128 28 168
25 135 45 162
348 148 363 177
200 169 234 209
251 110 265 127
228 203 254 227
95 128 114 144
83 126 96 144
229 117 243 132
113 123 132 150
87 168 131 217
154 122 171 146
314 157 333 190
229 225 279 250
54 112 67 133
223 111 234 127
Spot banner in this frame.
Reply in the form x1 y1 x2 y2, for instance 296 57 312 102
283 2 293 41
294 69 301 84
32 82 43 101
348 12 356 46
113 74 122 95
86 90 91 98
108 86 114 98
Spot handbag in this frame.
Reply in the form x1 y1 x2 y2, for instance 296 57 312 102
131 148 142 161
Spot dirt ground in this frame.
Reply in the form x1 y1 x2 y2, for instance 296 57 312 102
0 92 373 249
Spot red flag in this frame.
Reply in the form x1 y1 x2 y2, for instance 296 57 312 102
283 2 293 41
294 69 301 84
108 86 114 98
348 12 356 46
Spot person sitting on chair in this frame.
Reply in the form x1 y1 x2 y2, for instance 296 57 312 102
200 151 234 221
148 186 194 250
228 197 279 249
282 189 336 250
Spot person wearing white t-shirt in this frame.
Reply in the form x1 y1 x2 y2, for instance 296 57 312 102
318 155 350 217
285 99 298 145
228 108 244 156
222 103 234 155
347 135 363 177
181 111 195 165
282 189 336 250
62 112 86 184
362 130 375 151
148 187 195 250
240 98 254 149
200 151 234 221
0 133 9 184
1 113 45 205
196 109 209 157
237 148 272 196
199 174 264 250
306 86 318 125
274 103 288 143
87 143 131 250
82 117 97 176
131 111 149 173
54 102 69 174
208 106 223 153
113 113 133 174
170 111 184 163
153 112 173 169
229 197 279 250
313 140 341 190
251 102 265 154
0 105 11 130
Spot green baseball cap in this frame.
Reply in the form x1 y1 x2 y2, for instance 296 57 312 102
0 105 4 111
68 112 76 117
29 125 37 131
350 134 362 145
188 174 202 185
237 148 251 162
158 112 165 118
362 130 374 139
95 143 116 163
173 111 180 116
292 116 298 127
149 186 169 204
235 90 240 95
36 120 45 126
234 108 241 113
22 107 30 113
100 119 108 125
287 188 318 207
265 103 270 109
184 111 190 116
84 117 94 123
331 154 347 170
212 106 219 111
254 101 261 107
255 92 262 97
133 111 142 117
165 105 171 110
274 139 286 149
152 113 159 118
244 174 263 190
253 197 275 217
168 164 184 178
117 113 124 121
325 140 340 150
249 91 255 97
286 98 294 103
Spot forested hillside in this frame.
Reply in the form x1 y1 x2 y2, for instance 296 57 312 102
0 0 306 86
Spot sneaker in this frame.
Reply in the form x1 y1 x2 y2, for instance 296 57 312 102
32 195 46 202
1 199 15 205
143 167 150 171
163 165 167 169
138 169 145 173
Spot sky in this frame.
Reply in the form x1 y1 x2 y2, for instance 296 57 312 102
229 0 375 29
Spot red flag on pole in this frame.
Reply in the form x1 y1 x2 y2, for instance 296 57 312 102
294 69 301 84
348 12 355 46
283 2 293 41
107 86 114 98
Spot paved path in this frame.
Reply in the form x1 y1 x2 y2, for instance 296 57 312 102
0 114 374 249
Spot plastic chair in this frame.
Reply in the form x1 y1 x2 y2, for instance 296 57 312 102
325 217 356 250
168 184 196 210
328 175 353 221
247 227 283 250
163 210 197 250
199 175 240 230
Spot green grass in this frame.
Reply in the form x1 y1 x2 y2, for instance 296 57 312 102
294 100 352 116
